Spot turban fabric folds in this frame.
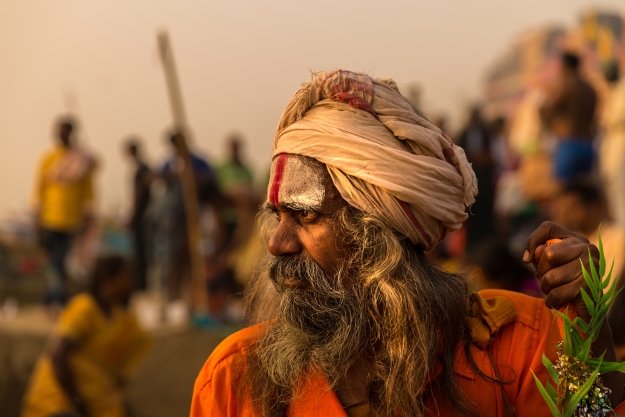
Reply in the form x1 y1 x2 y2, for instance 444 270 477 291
271 70 478 250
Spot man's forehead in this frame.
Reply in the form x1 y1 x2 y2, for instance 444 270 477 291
267 154 327 210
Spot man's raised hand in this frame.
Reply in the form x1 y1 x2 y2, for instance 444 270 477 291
524 221 600 323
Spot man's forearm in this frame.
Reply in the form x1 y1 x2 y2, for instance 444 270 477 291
592 322 625 406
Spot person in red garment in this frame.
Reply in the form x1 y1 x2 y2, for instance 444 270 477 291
190 70 625 416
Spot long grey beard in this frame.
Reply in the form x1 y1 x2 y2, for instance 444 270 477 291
256 255 369 392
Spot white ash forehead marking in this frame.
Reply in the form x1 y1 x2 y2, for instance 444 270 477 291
269 156 326 210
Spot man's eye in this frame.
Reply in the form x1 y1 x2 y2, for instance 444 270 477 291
300 210 319 222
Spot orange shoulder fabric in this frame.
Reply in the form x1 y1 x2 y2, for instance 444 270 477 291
189 322 348 417
190 323 265 417
440 290 555 416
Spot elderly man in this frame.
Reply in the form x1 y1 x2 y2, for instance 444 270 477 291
190 70 625 416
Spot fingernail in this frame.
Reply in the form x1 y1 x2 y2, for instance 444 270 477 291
523 250 530 263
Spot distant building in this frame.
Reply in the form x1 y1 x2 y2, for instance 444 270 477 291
483 26 565 118
483 10 623 119
579 10 622 66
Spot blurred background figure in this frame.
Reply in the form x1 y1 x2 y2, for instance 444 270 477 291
540 52 597 183
33 117 96 308
154 131 213 302
468 237 542 298
21 255 151 417
456 105 496 252
550 181 625 290
215 133 254 248
599 61 625 227
123 139 152 291
216 134 254 195
204 134 260 321
489 116 515 178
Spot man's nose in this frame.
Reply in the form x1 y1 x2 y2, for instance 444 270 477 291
268 220 302 257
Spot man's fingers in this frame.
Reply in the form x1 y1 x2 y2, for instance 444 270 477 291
533 245 546 264
539 261 584 295
544 279 585 310
524 221 589 264
525 222 566 264
536 241 587 277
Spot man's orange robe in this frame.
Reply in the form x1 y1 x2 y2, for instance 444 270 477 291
190 290 625 416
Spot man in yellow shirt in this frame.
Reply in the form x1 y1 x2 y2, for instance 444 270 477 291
34 117 95 305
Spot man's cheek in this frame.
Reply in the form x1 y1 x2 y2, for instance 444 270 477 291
312 244 344 280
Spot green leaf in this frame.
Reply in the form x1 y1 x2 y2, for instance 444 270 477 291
571 317 589 334
594 302 610 323
532 370 562 417
581 261 600 301
564 366 600 416
588 247 601 289
553 308 573 325
553 309 575 356
587 358 625 373
580 288 595 316
546 382 558 404
611 286 624 306
580 337 593 362
603 275 621 307
598 225 606 277
570 330 587 358
542 353 560 383
602 259 615 290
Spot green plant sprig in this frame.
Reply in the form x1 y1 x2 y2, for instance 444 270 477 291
532 228 625 417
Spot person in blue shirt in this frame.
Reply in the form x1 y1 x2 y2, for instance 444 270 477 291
156 131 215 301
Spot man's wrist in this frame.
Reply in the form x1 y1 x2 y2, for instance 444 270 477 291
596 320 614 343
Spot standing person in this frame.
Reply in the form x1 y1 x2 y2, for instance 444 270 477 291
456 105 496 251
21 255 151 417
214 134 255 254
190 70 625 416
34 117 96 306
599 62 625 227
124 139 152 291
205 135 260 319
489 116 515 177
216 134 254 195
540 52 597 183
550 181 625 293
158 131 213 301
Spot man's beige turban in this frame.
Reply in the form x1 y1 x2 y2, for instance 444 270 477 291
271 70 478 250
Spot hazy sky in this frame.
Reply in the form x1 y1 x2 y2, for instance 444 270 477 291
1 0 622 217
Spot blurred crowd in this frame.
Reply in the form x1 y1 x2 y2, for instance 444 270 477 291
30 118 265 323
432 51 625 361
17 118 266 416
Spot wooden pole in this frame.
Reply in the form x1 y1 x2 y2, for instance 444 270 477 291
157 30 207 314
157 32 188 128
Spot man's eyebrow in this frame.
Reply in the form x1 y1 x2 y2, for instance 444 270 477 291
262 202 277 212
262 201 318 212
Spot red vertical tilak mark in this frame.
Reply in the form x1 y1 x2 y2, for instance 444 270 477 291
269 154 289 206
